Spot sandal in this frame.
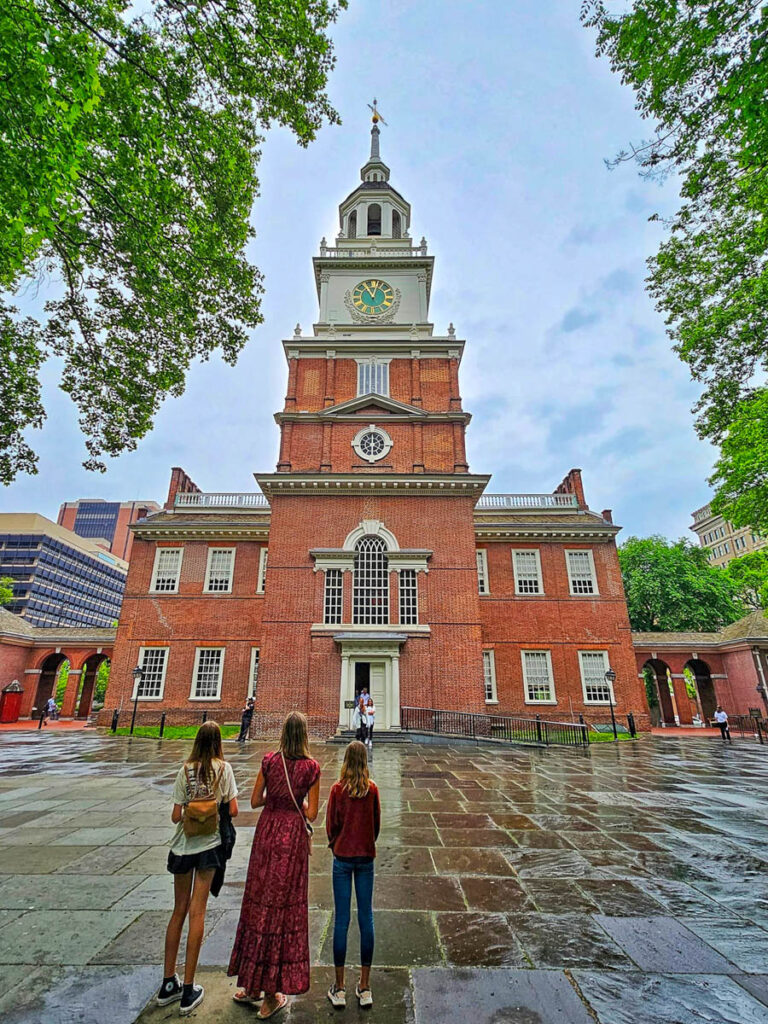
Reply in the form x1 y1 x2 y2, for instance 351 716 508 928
233 989 264 1005
258 993 288 1019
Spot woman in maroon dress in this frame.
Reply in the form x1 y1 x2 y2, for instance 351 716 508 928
229 712 320 1018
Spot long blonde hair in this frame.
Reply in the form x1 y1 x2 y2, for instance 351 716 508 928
340 740 370 799
187 721 223 786
279 711 310 759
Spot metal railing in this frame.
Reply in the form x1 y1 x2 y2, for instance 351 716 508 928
319 243 428 258
175 492 270 509
727 715 768 744
476 493 579 509
400 706 589 747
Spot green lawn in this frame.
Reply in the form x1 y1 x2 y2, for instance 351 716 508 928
112 724 240 740
588 730 636 743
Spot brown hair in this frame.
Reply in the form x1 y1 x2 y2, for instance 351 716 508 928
187 721 223 787
279 711 310 760
340 740 370 799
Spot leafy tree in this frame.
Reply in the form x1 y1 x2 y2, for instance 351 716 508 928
725 549 768 609
1 0 346 483
94 660 110 706
619 535 745 632
0 576 14 606
582 2 768 533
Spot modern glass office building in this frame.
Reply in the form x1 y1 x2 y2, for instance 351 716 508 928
0 515 128 628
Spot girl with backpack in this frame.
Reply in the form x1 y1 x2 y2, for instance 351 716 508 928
325 740 381 1009
229 711 320 1019
158 721 239 1016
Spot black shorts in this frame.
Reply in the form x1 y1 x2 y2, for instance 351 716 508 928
167 845 224 874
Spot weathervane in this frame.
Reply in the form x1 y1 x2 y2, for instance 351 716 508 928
367 98 388 126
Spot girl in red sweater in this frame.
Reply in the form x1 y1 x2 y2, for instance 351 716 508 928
325 740 381 1009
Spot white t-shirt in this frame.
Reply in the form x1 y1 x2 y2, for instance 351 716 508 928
714 710 728 724
169 758 238 856
367 704 376 724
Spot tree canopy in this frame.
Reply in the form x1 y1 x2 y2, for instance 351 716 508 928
582 2 768 534
0 576 14 606
725 549 768 610
618 535 745 632
0 0 346 483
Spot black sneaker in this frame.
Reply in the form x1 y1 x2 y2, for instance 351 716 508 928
180 984 205 1016
156 975 183 1006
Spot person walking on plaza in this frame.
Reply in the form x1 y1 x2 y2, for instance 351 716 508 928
238 697 255 742
159 721 239 1016
326 740 381 1010
714 705 732 743
365 701 375 748
229 711 320 1018
353 697 368 744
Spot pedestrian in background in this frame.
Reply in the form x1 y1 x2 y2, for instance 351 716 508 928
714 705 732 743
326 740 381 1010
365 702 375 748
238 697 255 742
353 697 368 744
229 711 320 1018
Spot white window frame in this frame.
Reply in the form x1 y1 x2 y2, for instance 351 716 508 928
482 649 498 704
203 547 235 594
249 647 260 698
521 650 556 704
257 547 268 594
512 548 544 596
150 547 183 594
398 568 419 625
190 647 225 701
476 549 489 595
324 568 343 625
566 549 599 596
578 650 614 704
356 358 390 397
133 646 169 701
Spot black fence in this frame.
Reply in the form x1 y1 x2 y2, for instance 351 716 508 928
400 706 590 748
728 715 768 744
103 706 243 736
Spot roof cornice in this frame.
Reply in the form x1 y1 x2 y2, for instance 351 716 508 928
474 522 619 542
255 472 490 500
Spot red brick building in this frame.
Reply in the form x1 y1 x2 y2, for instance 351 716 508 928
105 119 646 736
58 498 161 561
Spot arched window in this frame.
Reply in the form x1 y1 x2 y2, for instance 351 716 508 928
353 535 389 624
347 210 357 239
392 210 402 238
367 203 381 236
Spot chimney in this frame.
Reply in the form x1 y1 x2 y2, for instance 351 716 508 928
601 509 613 524
554 468 587 509
165 467 201 510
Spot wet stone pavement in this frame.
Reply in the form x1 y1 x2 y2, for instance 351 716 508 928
0 732 767 1023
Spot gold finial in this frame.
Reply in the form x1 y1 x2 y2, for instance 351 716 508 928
367 98 388 126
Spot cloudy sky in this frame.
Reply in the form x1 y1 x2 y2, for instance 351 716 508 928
3 0 715 540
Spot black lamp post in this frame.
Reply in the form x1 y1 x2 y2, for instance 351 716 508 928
605 668 618 740
129 665 144 736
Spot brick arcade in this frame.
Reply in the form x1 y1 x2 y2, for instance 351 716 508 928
105 117 646 736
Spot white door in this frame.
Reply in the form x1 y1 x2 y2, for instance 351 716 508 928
369 661 387 729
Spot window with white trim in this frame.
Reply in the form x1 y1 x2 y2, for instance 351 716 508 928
399 569 418 625
566 550 598 595
579 650 613 703
513 549 543 595
151 548 182 593
257 547 268 593
476 549 489 595
191 647 224 699
249 647 260 698
353 535 389 625
357 359 389 397
135 647 168 699
324 569 343 625
482 650 498 703
522 650 555 703
204 548 235 593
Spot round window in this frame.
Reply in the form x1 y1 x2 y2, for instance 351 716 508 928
359 432 385 458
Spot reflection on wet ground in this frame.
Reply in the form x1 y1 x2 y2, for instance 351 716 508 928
0 731 768 1022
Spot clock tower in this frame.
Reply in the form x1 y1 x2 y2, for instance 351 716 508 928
254 110 491 734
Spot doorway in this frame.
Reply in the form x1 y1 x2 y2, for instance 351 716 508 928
353 660 387 727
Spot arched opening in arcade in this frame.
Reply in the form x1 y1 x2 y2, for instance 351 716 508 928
73 654 111 720
33 652 69 719
684 658 716 724
643 659 677 726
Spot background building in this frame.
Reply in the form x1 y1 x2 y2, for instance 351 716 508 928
691 502 767 567
104 120 646 736
57 498 161 561
0 514 128 628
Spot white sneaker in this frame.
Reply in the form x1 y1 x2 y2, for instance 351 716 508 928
327 985 346 1008
356 985 373 1008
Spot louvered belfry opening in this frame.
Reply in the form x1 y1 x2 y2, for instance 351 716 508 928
353 535 389 624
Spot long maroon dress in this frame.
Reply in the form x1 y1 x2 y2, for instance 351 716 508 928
228 752 321 996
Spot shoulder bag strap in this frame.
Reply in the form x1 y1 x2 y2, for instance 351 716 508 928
281 752 311 832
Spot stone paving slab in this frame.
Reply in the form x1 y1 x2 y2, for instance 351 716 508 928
1 964 157 1024
594 914 741 973
412 967 594 1023
0 873 142 910
0 909 140 964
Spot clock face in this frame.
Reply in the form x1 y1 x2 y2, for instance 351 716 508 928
352 279 395 316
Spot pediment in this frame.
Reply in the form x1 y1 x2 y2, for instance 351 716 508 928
319 394 424 418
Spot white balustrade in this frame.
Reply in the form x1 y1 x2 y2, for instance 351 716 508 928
476 494 579 509
175 492 270 508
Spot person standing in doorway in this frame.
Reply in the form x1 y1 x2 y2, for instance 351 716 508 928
714 705 732 743
326 741 381 1010
229 712 320 1018
365 702 375 748
360 688 372 707
353 697 368 744
238 698 255 742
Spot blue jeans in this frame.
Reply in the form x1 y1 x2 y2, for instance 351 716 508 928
332 857 375 967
